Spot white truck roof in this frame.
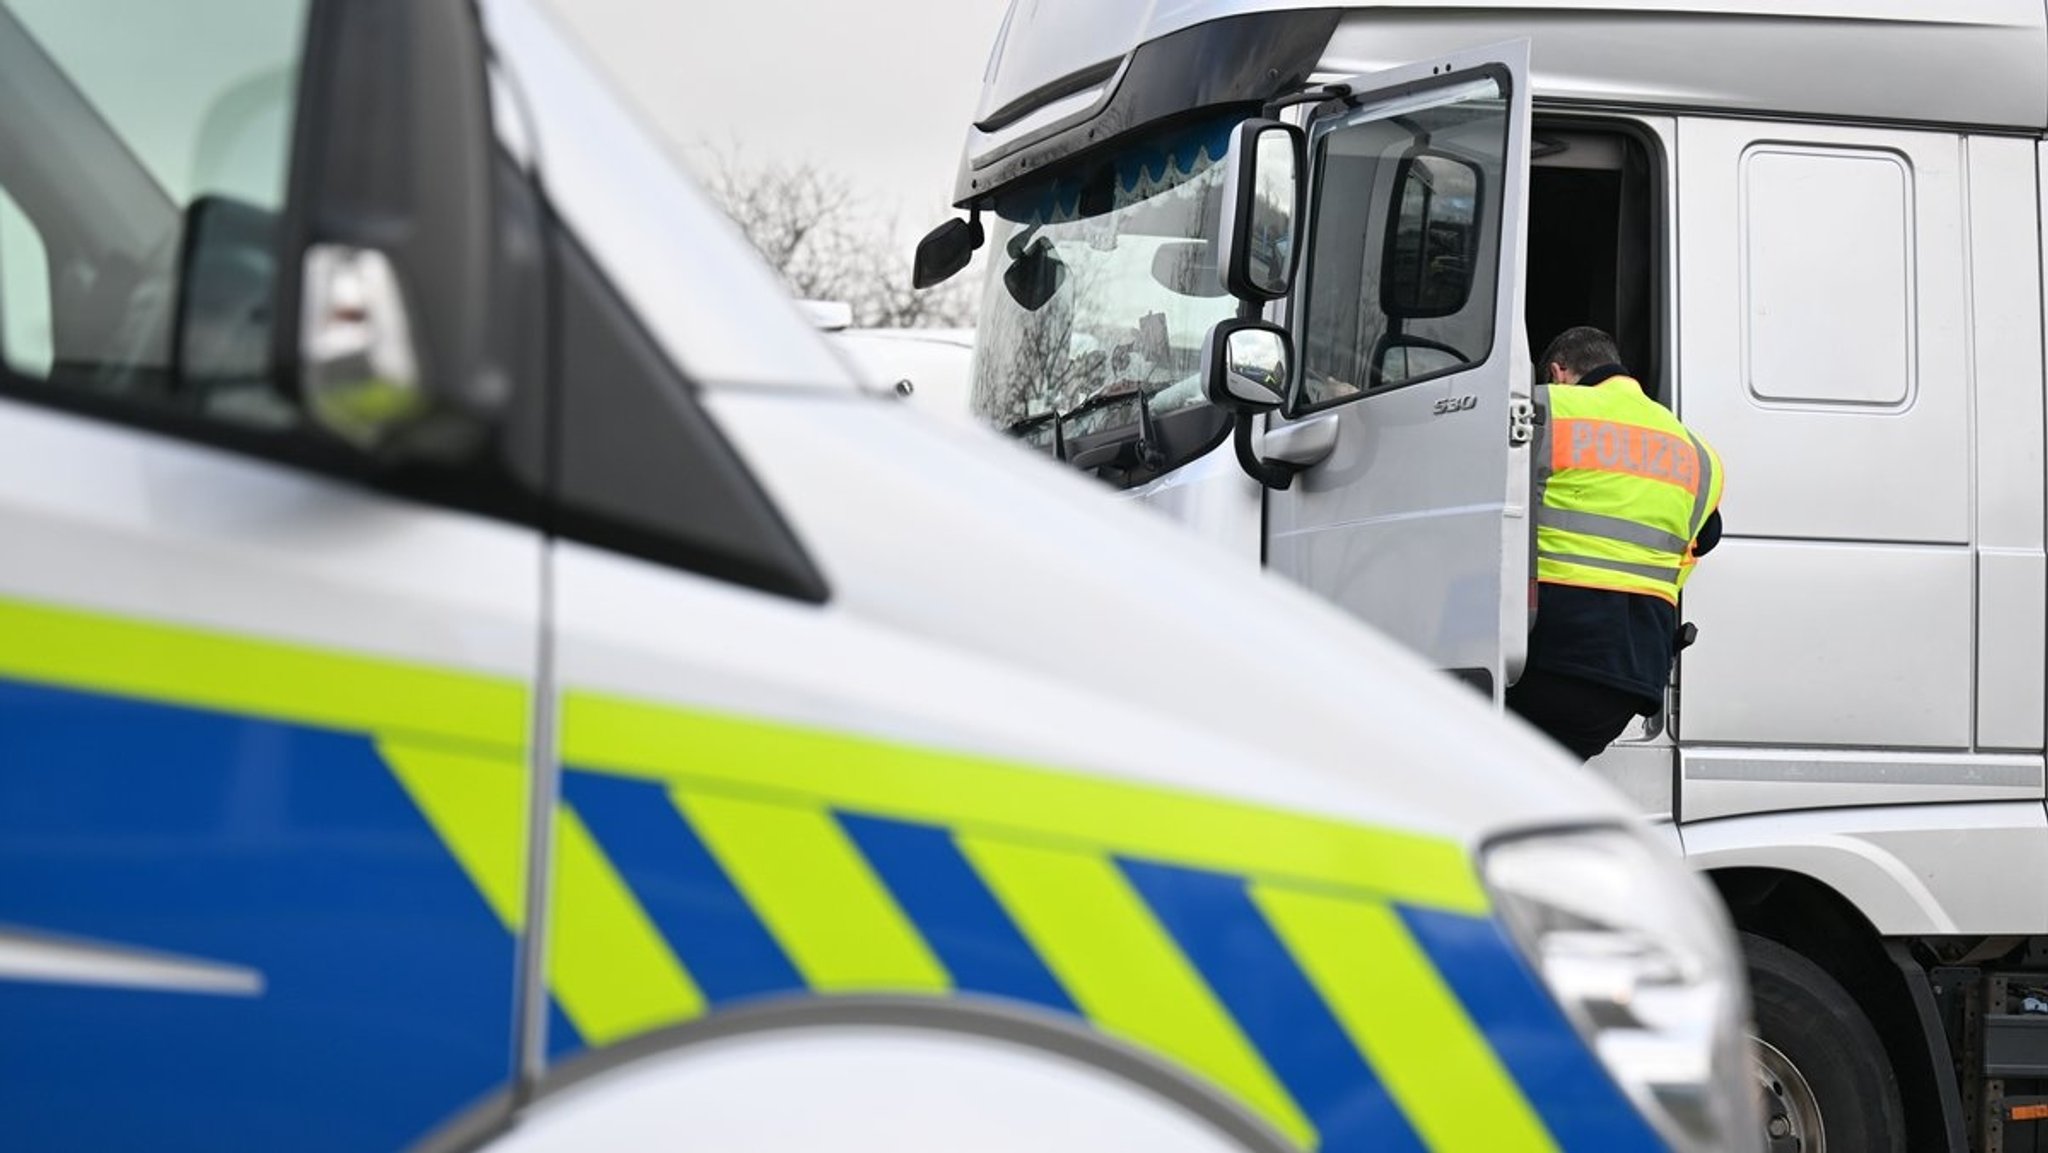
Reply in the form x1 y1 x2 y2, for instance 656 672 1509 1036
964 0 2047 201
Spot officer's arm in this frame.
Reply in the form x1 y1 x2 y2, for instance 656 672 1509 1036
1693 509 1723 557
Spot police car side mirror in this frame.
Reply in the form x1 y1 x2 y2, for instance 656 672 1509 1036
273 0 505 463
174 196 280 394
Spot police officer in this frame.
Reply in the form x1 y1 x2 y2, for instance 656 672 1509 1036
1509 326 1724 761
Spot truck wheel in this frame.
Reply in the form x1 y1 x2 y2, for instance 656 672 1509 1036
1744 932 1906 1153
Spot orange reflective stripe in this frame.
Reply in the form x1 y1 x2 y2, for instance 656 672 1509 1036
1551 418 1699 494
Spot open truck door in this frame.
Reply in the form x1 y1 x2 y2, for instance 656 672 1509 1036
1265 42 1535 702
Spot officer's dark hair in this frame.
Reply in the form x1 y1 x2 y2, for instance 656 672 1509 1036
1539 326 1623 377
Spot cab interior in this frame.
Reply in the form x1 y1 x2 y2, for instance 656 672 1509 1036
1525 120 1661 399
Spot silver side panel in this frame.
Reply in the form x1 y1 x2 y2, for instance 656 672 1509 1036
1972 140 2047 751
1981 551 2048 749
1683 802 2048 935
1681 543 1974 747
1675 115 1982 749
1681 748 2045 822
1975 139 2046 555
1678 119 1970 545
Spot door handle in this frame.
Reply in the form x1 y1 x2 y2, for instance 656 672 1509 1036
1257 412 1340 469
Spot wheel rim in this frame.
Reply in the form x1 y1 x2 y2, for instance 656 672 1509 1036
1753 1036 1825 1153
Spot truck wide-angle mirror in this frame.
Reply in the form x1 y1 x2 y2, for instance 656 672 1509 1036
1217 119 1305 301
1202 318 1307 491
1380 150 1483 319
272 0 503 461
1201 318 1290 412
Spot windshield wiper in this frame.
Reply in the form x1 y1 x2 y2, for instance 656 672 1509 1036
1058 388 1165 473
1003 391 1158 472
1003 410 1067 459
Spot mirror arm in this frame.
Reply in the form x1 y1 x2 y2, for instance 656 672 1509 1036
1233 416 1299 491
1261 83 1352 120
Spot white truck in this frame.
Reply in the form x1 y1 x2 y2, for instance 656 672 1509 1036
0 0 1751 1150
925 2 2048 1150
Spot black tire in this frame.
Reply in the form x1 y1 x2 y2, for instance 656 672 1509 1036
1744 932 1907 1153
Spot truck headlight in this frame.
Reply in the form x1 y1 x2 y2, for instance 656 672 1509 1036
1483 828 1758 1152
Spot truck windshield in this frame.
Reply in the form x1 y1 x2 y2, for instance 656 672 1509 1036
971 113 1241 488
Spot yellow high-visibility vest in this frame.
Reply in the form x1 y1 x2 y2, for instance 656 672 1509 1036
1535 375 1723 604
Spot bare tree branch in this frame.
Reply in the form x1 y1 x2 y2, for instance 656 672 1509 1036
701 147 980 329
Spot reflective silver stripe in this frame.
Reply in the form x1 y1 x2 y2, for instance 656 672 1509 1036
1686 756 2041 787
0 929 263 995
1537 507 1690 553
1684 428 1716 537
1539 550 1683 583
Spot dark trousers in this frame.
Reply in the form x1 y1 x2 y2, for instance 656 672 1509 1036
1506 669 1650 762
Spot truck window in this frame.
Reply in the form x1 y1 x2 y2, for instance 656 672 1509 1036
972 113 1241 489
0 0 309 427
1296 75 1507 410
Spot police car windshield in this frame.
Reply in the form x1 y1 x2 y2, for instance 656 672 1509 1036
971 113 1242 488
0 0 308 422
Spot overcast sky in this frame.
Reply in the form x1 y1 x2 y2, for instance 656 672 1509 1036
540 0 1012 246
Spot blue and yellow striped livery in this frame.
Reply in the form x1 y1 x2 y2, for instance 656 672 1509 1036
0 596 1665 1151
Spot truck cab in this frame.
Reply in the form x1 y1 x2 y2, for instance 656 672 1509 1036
936 2 2048 1149
0 0 1752 1149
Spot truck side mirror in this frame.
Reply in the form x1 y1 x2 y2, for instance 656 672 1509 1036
1217 120 1305 301
1201 319 1290 412
270 0 503 461
913 215 984 290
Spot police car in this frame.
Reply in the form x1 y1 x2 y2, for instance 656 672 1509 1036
0 1 1753 1149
